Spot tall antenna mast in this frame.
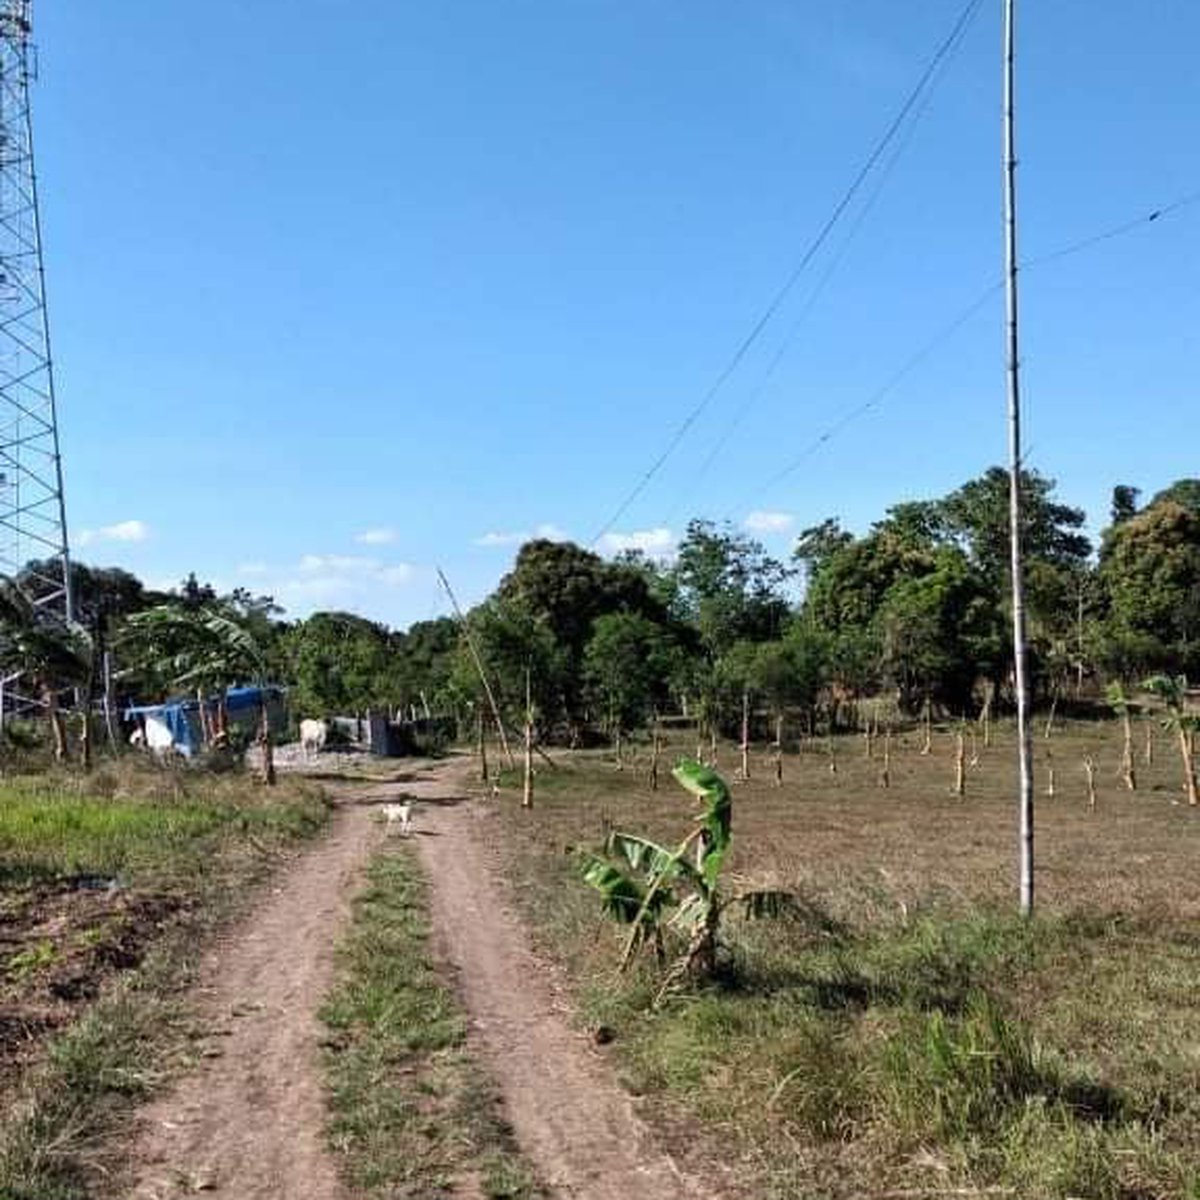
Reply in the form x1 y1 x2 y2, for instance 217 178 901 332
0 0 71 620
1003 0 1034 914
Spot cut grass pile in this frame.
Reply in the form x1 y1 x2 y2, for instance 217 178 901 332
491 720 1200 1199
321 846 540 1199
0 759 329 1199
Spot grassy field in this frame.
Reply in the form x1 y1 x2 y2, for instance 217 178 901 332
0 759 329 1199
490 718 1200 1200
321 845 541 1199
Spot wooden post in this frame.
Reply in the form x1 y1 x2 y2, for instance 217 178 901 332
1045 747 1055 798
1177 725 1198 807
1144 717 1154 766
102 649 118 752
969 726 980 768
259 698 276 786
879 726 892 789
522 667 534 810
774 713 783 788
1083 755 1096 811
79 708 91 771
980 687 993 749
954 728 965 797
740 689 750 781
920 698 933 756
476 708 489 784
827 729 837 775
650 717 661 792
710 726 718 768
1043 693 1058 741
614 724 624 771
1120 711 1136 791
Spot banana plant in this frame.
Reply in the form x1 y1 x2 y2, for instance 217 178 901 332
580 757 795 990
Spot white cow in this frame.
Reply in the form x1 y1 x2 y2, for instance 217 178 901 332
299 718 328 760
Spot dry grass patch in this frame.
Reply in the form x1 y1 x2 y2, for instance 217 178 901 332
487 719 1200 1199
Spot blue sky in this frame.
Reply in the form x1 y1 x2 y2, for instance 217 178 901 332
38 2 1199 628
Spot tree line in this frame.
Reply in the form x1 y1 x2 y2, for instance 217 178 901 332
1 467 1195 755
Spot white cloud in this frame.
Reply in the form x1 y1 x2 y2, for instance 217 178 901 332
473 523 570 548
474 531 525 547
378 564 415 586
355 528 398 545
598 527 675 555
237 561 268 576
299 553 379 573
744 510 794 535
76 519 149 547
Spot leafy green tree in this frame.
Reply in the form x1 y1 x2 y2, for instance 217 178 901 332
673 519 792 658
497 539 669 723
283 612 394 718
0 579 92 761
1099 500 1200 678
583 611 676 743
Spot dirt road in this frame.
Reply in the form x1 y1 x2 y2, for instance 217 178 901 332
125 777 391 1200
125 758 715 1200
415 761 711 1200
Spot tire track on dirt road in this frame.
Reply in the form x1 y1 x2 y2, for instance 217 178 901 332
125 774 404 1200
414 760 717 1200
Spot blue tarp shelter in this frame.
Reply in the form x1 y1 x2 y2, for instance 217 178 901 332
125 685 285 757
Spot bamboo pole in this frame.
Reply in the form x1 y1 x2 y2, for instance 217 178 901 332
522 666 533 810
954 728 966 797
879 726 892 789
1083 755 1096 811
1045 747 1055 798
437 566 515 768
1004 0 1035 914
476 708 489 784
740 690 750 781
1120 711 1136 791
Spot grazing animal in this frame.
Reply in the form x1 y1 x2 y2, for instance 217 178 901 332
380 801 414 836
299 718 328 760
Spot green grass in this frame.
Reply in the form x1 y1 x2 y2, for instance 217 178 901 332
321 847 540 1199
489 724 1200 1199
0 762 330 1199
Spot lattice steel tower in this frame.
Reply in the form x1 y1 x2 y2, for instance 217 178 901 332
0 0 70 619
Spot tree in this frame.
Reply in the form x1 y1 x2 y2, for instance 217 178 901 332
1099 500 1200 679
283 612 394 718
0 579 92 762
497 539 669 724
583 612 676 750
1142 675 1199 807
673 519 792 659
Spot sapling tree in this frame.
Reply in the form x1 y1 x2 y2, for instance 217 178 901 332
579 758 795 998
1143 675 1199 807
1105 682 1137 791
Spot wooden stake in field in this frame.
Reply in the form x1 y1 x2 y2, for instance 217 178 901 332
969 726 980 768
740 689 750 781
1045 747 1055 798
710 726 718 768
650 716 661 792
258 697 276 786
980 686 994 748
920 698 933 755
522 666 534 810
954 727 966 797
1144 717 1154 766
879 725 892 789
1083 754 1097 811
863 715 874 760
774 713 784 788
476 709 489 784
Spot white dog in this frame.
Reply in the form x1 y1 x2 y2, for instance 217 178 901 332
380 801 413 837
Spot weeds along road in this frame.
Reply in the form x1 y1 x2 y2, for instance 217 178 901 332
125 756 715 1200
